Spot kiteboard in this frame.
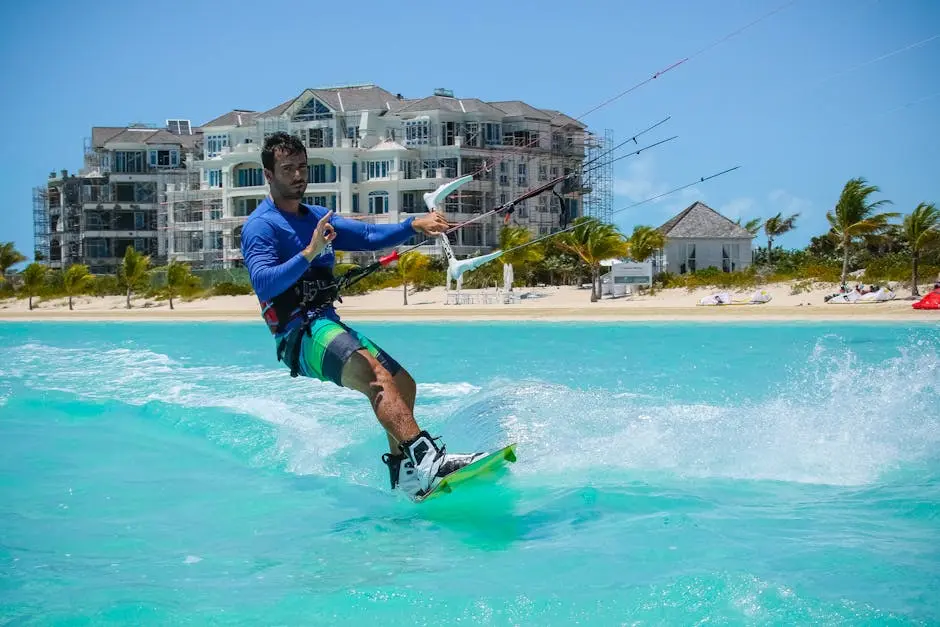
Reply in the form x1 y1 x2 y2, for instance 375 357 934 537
415 443 517 503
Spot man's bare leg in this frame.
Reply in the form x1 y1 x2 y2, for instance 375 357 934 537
340 349 420 445
385 369 417 454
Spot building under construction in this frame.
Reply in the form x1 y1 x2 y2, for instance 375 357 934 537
34 122 198 274
35 85 613 272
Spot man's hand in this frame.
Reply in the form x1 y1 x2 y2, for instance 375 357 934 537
412 211 451 236
303 210 336 260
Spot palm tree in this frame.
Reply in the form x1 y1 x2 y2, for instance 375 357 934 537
627 225 666 263
21 262 47 310
902 202 940 297
166 260 198 310
119 246 151 309
735 217 763 237
556 216 629 302
398 251 430 305
498 225 544 291
763 212 800 263
826 177 900 285
62 264 95 311
0 242 27 282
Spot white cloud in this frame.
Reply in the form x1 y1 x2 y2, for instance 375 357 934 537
767 189 813 217
612 155 703 219
719 197 755 220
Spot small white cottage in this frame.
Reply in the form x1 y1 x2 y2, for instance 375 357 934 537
656 202 753 274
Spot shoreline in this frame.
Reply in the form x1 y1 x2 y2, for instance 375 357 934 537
1 283 936 323
0 306 935 323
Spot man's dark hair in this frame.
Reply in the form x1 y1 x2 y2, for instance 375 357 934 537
261 132 306 171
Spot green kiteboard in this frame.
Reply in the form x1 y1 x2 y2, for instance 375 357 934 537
415 443 517 503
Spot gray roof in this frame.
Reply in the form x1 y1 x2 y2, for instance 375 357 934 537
488 101 553 121
253 85 582 129
91 127 126 147
260 85 400 117
92 126 200 149
657 202 753 239
540 109 586 129
201 109 259 128
261 96 296 117
393 96 506 117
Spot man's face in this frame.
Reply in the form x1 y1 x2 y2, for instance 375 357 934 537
266 149 307 200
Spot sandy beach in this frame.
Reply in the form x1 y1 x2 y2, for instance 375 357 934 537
1 281 936 322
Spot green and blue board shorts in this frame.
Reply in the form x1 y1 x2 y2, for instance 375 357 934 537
276 317 402 386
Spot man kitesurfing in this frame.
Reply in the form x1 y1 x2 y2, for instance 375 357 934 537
240 132 486 501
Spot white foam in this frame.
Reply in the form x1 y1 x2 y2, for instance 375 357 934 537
4 333 937 487
460 339 940 487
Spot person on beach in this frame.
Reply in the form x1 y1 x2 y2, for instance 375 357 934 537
240 132 484 500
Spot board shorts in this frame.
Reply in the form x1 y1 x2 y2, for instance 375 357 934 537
276 317 402 386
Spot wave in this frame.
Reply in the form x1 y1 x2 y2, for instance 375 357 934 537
442 334 940 487
2 332 937 487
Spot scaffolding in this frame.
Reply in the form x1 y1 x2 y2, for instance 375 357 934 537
582 128 614 223
159 176 232 270
32 186 49 261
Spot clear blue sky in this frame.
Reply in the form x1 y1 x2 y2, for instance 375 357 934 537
1 0 938 267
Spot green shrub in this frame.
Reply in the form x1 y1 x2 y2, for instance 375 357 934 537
211 282 254 296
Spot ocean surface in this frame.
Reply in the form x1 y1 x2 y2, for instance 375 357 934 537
1 319 938 625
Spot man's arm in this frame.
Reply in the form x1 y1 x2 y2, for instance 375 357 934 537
241 219 310 301
331 214 417 252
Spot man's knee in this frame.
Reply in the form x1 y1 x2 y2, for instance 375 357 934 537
341 349 394 400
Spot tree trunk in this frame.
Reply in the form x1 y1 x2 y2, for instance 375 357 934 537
767 238 773 264
591 266 599 302
912 250 920 297
28 295 33 310
126 287 131 309
69 295 73 311
841 238 850 285
169 294 175 310
402 280 408 306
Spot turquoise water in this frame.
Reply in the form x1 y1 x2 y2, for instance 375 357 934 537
1 320 938 625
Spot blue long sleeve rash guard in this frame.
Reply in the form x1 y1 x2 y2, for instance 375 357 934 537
240 197 417 321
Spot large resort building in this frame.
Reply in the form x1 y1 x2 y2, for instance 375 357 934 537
34 84 613 273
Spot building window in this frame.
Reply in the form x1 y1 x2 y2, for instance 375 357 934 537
722 243 740 272
149 149 179 168
401 192 416 212
401 160 418 180
114 183 135 202
113 151 144 173
364 160 390 180
441 121 457 146
303 195 336 210
368 191 389 214
301 127 334 148
681 243 696 274
352 193 359 213
235 167 264 187
484 123 502 146
86 238 110 258
404 119 430 146
209 200 223 220
207 170 222 188
233 197 262 217
293 97 333 121
307 163 336 183
206 134 229 157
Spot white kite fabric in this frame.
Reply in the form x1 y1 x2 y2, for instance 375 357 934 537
698 289 773 306
423 175 505 290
